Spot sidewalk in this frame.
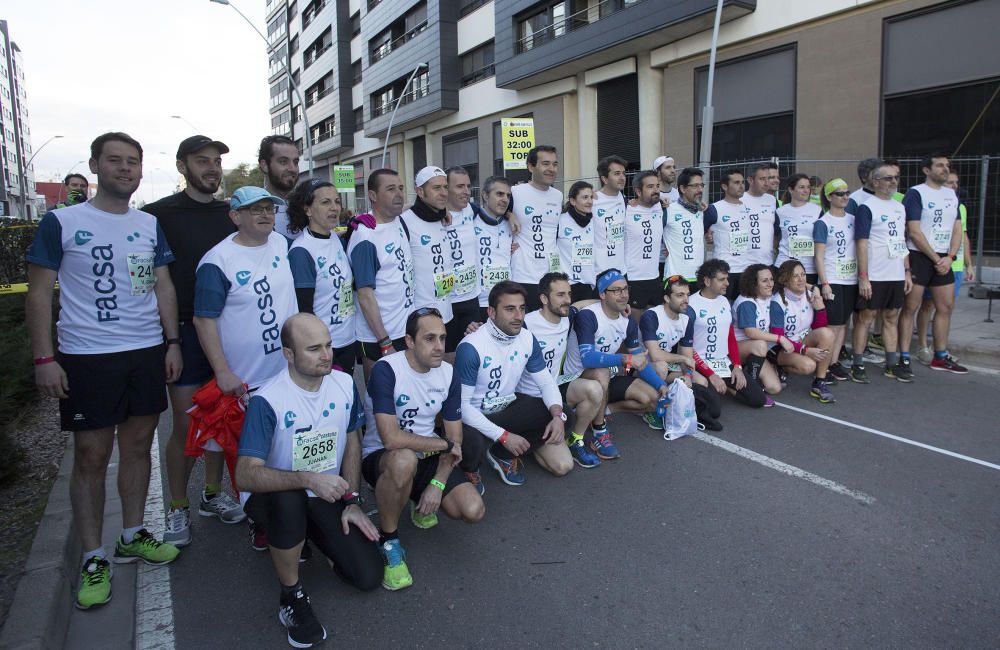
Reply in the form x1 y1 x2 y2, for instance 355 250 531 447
1 292 998 649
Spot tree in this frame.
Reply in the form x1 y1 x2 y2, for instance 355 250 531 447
223 163 266 197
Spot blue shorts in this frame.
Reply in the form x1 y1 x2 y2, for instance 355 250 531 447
176 320 214 387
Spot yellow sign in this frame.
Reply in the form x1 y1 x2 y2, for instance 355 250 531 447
0 282 59 295
501 118 535 170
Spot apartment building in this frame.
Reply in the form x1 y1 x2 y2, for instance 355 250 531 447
264 0 999 207
0 20 39 219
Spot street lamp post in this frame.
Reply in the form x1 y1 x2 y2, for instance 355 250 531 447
20 134 63 219
210 0 314 178
697 0 725 174
381 62 428 169
170 115 203 132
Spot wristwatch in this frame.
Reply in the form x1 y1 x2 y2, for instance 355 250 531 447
165 337 182 346
555 410 567 422
443 439 455 454
342 491 363 507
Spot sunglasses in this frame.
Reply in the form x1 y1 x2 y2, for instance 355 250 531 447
829 191 850 198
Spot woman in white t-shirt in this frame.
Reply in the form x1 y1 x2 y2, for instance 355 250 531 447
775 173 822 281
556 181 597 302
732 264 784 401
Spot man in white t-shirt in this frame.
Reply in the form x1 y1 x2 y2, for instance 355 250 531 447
26 132 182 610
257 135 300 239
662 167 706 284
742 163 778 268
194 186 298 395
624 170 664 315
592 155 628 275
237 314 381 648
444 166 482 351
510 145 563 311
474 176 514 320
703 169 752 301
653 155 680 279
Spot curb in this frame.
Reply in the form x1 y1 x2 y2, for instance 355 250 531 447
0 439 77 650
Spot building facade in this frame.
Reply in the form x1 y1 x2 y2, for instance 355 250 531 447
0 20 39 219
263 0 999 212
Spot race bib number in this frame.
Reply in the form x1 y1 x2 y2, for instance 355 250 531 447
454 266 477 295
888 239 909 259
730 231 750 254
573 241 594 266
292 427 339 473
556 370 581 386
708 357 731 378
338 283 355 317
931 229 951 249
127 252 156 296
482 393 515 415
836 257 857 279
608 222 625 245
789 236 814 257
484 265 510 288
434 271 455 299
548 252 562 273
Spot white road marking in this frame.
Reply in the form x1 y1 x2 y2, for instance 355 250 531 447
964 363 1000 376
135 429 176 650
775 401 1000 472
691 431 876 505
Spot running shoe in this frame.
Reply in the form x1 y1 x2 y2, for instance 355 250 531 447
838 346 850 362
163 507 192 548
113 529 180 566
763 395 775 408
868 333 886 351
199 491 247 524
380 539 413 591
777 367 788 387
850 364 870 384
698 417 723 432
486 449 525 486
567 437 601 468
464 470 485 497
76 557 112 610
810 379 836 404
642 412 664 430
249 518 268 552
589 429 620 459
930 355 968 374
409 502 439 530
885 361 913 383
278 585 327 648
827 362 849 382
916 346 934 366
862 347 885 364
299 541 312 563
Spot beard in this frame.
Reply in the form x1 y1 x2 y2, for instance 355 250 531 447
187 173 220 195
267 166 296 193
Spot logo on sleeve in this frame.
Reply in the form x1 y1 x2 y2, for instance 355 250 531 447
420 235 432 245
675 213 684 221
283 411 297 428
881 215 889 222
74 230 94 245
385 242 396 254
395 394 411 407
236 270 252 286
316 256 327 268
482 355 493 369
699 309 708 318
722 215 730 222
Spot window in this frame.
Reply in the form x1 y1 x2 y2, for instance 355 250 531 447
411 135 426 172
292 104 303 125
303 28 332 69
369 2 427 63
597 74 639 170
311 115 337 143
289 35 299 55
461 41 494 87
370 150 396 169
268 43 288 78
267 14 287 46
443 129 479 190
517 2 565 52
367 0 382 11
269 78 290 109
695 113 794 163
287 1 298 22
350 12 361 37
271 110 291 135
492 117 532 184
459 0 489 17
352 59 363 85
302 0 325 28
305 72 334 107
353 107 364 131
370 69 429 118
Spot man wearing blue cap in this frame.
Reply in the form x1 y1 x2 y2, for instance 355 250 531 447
193 186 298 397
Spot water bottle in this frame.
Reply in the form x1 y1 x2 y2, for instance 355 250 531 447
656 393 671 419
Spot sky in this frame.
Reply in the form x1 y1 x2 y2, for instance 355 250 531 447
4 0 272 205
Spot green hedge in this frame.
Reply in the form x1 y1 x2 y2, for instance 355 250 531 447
0 294 34 485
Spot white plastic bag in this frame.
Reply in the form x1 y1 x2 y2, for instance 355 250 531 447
663 378 698 440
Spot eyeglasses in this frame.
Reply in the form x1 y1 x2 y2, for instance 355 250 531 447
604 286 630 295
829 191 850 198
684 183 705 189
875 175 900 182
239 204 278 216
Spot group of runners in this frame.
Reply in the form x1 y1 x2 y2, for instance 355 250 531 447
26 132 974 648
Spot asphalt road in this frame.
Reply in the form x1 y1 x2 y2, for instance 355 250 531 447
161 362 1000 649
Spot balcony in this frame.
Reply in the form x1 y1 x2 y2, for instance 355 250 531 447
370 20 428 63
371 79 430 118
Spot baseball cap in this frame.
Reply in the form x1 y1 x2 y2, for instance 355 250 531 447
415 166 446 188
176 135 230 160
652 155 675 171
230 186 286 210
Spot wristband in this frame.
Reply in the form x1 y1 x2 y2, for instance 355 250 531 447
430 479 446 492
165 337 182 346
859 272 869 278
443 439 454 455
342 491 361 506
800 346 808 356
33 356 56 366
624 354 632 374
497 430 509 445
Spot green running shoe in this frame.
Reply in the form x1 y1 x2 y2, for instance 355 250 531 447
380 539 413 591
410 502 439 530
642 412 664 430
76 556 112 610
114 528 180 566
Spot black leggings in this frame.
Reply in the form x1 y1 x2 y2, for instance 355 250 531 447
724 354 767 408
692 383 722 420
244 490 382 591
460 394 552 471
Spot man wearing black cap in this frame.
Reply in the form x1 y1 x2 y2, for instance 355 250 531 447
143 135 241 548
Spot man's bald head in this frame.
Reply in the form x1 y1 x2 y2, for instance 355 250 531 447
280 313 327 350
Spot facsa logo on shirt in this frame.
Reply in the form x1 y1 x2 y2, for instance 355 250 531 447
385 242 396 254
395 394 411 407
597 209 606 218
283 411 296 427
564 227 572 236
881 215 889 222
482 355 493 369
722 215 730 222
633 214 643 222
699 309 708 318
316 256 327 268
675 214 684 221
74 230 94 245
525 206 535 216
420 235 432 246
474 226 482 235
236 270 252 286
